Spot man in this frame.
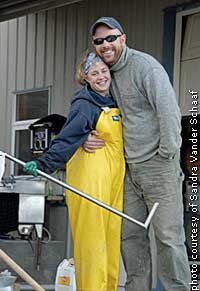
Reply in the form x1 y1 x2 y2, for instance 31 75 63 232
83 17 191 291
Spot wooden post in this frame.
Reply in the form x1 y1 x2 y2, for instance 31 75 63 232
0 249 45 291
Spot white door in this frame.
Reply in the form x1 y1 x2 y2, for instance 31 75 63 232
179 12 200 116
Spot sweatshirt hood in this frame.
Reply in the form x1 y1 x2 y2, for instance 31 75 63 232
71 85 116 108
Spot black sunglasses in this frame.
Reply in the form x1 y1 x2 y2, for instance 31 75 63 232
93 34 122 45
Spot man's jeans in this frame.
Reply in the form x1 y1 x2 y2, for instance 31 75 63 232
121 153 191 291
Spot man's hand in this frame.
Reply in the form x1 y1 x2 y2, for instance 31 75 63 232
82 130 105 153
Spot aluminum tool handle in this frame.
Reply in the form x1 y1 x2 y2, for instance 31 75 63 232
0 151 159 229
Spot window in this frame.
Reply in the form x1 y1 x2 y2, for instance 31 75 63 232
12 88 50 175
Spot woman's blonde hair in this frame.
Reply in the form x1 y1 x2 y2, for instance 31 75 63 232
76 49 100 86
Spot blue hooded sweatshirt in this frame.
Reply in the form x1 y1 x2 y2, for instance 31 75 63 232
35 85 116 173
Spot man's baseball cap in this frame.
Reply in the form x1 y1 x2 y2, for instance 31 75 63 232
90 17 124 36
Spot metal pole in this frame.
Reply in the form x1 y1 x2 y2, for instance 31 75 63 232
1 151 159 229
144 202 159 228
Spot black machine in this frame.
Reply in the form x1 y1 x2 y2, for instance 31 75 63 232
29 114 67 154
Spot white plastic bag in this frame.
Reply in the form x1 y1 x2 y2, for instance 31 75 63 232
55 258 76 291
0 152 5 181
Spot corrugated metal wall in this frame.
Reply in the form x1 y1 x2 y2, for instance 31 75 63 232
0 0 196 153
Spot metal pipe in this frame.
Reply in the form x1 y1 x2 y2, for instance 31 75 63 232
0 151 159 229
144 202 159 228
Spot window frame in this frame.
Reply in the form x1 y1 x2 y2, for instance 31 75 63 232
11 86 51 175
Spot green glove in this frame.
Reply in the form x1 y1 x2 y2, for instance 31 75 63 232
24 161 38 176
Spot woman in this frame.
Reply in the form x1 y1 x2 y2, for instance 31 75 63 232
24 51 125 291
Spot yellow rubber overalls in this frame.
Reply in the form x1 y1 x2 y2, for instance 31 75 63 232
66 107 125 291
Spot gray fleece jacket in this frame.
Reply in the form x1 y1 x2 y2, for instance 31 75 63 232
110 46 182 163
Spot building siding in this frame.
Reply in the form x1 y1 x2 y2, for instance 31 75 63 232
0 0 197 153
0 21 8 151
0 0 198 287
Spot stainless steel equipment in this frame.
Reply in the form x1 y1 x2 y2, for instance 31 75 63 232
0 176 47 270
0 177 46 239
